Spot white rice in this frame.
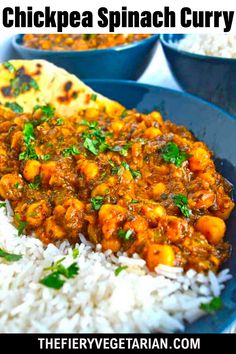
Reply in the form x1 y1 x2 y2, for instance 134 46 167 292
0 205 232 333
175 34 236 58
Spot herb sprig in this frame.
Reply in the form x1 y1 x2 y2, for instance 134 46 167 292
200 297 223 314
0 248 22 262
173 194 192 218
161 142 190 167
40 257 79 289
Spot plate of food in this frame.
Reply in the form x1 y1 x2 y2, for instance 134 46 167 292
0 60 235 333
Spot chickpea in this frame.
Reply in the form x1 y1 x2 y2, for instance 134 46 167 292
40 161 56 184
91 183 110 197
78 160 99 181
11 131 22 150
189 145 211 172
99 204 126 238
63 198 85 231
45 216 65 240
101 238 121 253
146 244 175 271
195 215 226 245
152 182 166 198
142 204 166 223
85 108 99 120
150 111 164 125
110 121 124 135
26 200 50 227
159 216 189 242
0 173 23 200
23 160 41 182
144 127 162 139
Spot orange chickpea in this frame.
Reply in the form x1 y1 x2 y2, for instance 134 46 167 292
195 215 226 245
146 244 175 271
23 160 41 182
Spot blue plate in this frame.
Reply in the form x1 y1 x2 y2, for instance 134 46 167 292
12 34 159 80
160 34 236 117
85 80 236 333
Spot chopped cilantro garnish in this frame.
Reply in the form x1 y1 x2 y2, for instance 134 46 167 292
90 94 97 102
121 109 128 118
118 229 133 241
3 61 16 73
33 104 55 119
82 121 111 156
15 213 28 236
4 102 23 113
161 142 190 167
0 248 22 262
29 175 41 190
83 137 98 156
22 122 35 145
40 258 79 290
173 194 192 218
90 196 104 211
108 159 120 175
40 154 51 161
200 297 223 314
62 146 80 157
19 145 38 161
112 142 132 157
56 118 64 126
115 265 128 276
121 162 141 179
0 202 6 209
130 199 139 204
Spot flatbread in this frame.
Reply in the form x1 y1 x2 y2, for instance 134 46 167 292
0 60 123 117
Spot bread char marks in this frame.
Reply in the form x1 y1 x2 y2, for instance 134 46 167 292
1 64 41 98
57 80 79 104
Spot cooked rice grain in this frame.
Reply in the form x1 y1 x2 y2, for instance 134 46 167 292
0 207 231 333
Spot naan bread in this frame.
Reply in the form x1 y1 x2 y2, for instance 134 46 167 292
0 60 123 116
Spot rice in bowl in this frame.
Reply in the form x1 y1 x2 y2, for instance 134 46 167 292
175 34 236 58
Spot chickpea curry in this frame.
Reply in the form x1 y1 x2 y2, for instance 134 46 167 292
23 34 152 51
0 103 234 272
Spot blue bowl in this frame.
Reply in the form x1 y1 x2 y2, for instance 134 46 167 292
85 80 236 333
12 34 159 80
160 34 236 117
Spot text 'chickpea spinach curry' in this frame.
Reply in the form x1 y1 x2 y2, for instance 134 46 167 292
0 61 234 273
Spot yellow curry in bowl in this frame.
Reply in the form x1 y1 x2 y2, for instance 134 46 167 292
22 34 152 51
0 102 234 272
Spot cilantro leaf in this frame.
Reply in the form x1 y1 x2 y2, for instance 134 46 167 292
83 138 98 156
56 118 64 126
200 297 223 314
173 194 192 218
19 144 38 161
3 61 16 73
4 102 23 113
22 122 35 145
62 146 80 157
29 175 41 190
118 229 133 241
15 213 28 236
33 104 55 119
0 248 22 262
90 94 97 101
39 272 65 289
90 196 104 211
121 162 141 179
161 142 190 167
0 202 6 209
40 258 79 290
115 265 128 276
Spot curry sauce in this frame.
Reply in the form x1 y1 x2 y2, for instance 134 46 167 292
23 34 151 51
0 104 234 272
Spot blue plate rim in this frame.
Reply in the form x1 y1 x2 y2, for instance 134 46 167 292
12 34 160 56
85 79 236 122
160 34 236 64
